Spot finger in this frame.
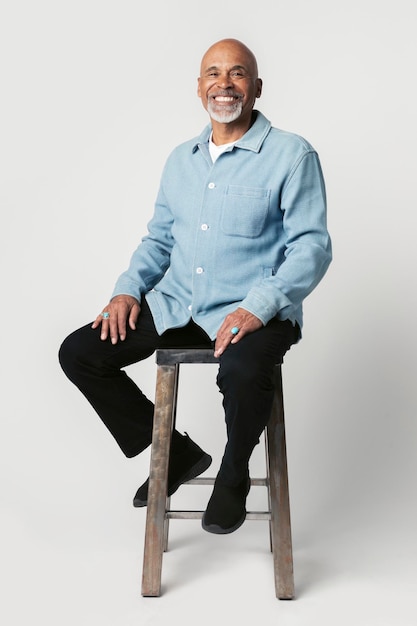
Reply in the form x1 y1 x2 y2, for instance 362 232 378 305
101 321 110 341
91 316 101 329
92 310 107 329
97 309 114 342
230 327 245 344
129 303 141 330
214 325 236 357
107 309 123 344
117 307 129 342
91 311 110 340
99 312 112 340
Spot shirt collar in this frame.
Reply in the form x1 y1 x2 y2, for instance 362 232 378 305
192 110 272 154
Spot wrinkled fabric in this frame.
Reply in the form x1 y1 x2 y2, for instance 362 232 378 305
112 111 332 339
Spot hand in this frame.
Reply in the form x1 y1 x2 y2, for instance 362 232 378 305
214 307 263 357
91 295 141 344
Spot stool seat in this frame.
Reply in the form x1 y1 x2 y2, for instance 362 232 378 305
141 348 294 599
156 348 219 365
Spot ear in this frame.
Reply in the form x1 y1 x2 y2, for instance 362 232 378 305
256 78 263 98
197 77 201 98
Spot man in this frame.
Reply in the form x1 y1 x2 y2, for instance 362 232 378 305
59 38 332 535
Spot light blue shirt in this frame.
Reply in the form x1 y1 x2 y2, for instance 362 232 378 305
112 111 332 340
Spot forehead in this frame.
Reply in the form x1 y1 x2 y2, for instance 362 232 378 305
200 42 256 74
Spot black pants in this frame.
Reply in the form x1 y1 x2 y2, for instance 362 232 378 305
59 300 299 485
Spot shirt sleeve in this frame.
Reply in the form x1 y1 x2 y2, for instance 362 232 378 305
240 150 332 324
111 183 174 301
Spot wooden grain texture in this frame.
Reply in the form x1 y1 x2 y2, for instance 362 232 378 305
141 364 177 596
267 366 295 599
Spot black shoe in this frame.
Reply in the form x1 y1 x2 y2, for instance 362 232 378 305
133 431 212 507
201 474 251 534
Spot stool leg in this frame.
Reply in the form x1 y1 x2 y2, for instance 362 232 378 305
141 364 178 597
267 366 295 600
264 432 273 553
163 366 180 553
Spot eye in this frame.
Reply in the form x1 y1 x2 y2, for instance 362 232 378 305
231 70 244 78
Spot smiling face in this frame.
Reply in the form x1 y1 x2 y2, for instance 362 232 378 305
197 39 262 136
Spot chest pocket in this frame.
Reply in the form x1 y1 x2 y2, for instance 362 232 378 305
221 185 270 237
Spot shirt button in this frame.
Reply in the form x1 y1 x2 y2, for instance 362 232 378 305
196 267 204 274
188 305 192 311
208 182 215 189
201 223 209 231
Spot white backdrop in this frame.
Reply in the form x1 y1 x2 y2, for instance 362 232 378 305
1 1 416 625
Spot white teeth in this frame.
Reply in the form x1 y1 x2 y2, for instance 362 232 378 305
215 96 235 102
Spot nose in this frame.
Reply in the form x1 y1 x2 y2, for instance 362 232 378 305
216 71 233 89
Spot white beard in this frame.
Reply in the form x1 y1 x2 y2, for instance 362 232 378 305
208 99 243 123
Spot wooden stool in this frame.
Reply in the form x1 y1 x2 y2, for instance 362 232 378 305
141 348 294 599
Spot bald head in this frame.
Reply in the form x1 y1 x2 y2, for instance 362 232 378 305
200 39 259 78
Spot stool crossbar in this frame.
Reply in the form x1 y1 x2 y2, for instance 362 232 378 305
141 348 294 599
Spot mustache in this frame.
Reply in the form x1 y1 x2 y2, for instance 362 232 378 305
209 90 243 99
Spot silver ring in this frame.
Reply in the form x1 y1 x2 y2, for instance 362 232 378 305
101 312 110 319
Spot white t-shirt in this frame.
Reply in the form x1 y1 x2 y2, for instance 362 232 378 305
209 133 236 162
